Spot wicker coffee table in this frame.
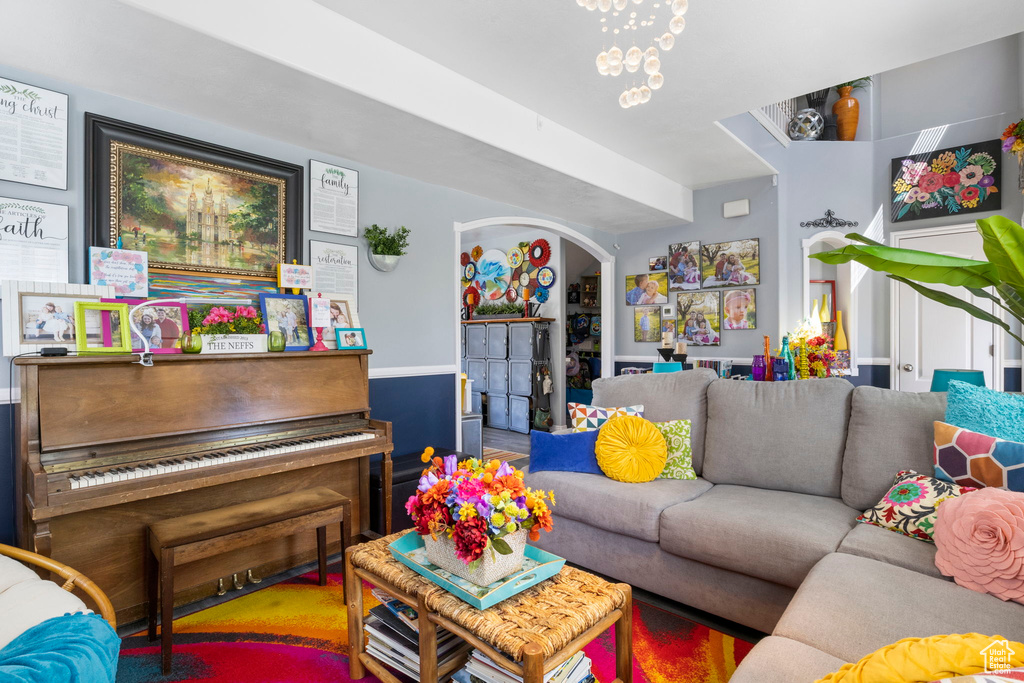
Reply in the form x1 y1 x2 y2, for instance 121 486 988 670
346 532 633 683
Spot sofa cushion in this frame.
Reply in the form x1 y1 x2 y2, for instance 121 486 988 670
655 419 696 480
946 378 1024 442
595 415 667 483
592 368 717 473
702 378 853 497
524 469 712 542
842 386 946 510
528 429 601 475
774 553 1024 664
856 470 975 542
837 522 947 580
567 402 644 432
729 636 847 683
934 420 1024 491
659 484 860 588
0 555 89 650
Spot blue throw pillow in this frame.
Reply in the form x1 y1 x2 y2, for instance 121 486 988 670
529 430 601 475
945 379 1024 443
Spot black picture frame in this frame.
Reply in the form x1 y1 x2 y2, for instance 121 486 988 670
85 113 303 280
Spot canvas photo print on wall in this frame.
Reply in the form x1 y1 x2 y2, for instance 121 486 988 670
723 288 756 330
890 139 1001 222
624 272 668 305
700 239 759 288
669 241 700 291
677 291 721 346
633 305 661 342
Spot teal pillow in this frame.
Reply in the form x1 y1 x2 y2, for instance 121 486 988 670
945 380 1024 442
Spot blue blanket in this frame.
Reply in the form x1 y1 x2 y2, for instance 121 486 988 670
0 613 119 683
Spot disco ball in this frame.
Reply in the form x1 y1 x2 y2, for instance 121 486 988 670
787 108 824 141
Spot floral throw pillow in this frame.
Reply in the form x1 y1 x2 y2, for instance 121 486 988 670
568 403 644 432
857 470 976 543
655 419 695 480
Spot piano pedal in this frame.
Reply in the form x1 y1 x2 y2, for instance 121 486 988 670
246 569 262 584
216 578 227 596
232 573 245 590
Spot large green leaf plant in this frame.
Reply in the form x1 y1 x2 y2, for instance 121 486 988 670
809 215 1024 345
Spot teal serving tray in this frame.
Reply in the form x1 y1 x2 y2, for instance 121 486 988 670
388 532 565 610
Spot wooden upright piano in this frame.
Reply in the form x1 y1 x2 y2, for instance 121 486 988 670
15 350 393 624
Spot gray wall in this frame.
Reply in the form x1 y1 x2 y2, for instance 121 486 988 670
879 36 1022 140
614 176 778 361
0 63 616 395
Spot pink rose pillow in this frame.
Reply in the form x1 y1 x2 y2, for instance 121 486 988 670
934 487 1024 604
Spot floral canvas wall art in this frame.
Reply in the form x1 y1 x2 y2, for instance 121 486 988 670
890 140 1001 222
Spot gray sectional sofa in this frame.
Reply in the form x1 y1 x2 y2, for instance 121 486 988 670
524 369 1024 682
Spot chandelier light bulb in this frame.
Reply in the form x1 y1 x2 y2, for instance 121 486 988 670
619 91 631 108
585 0 598 10
609 61 624 76
632 0 643 4
672 0 688 15
670 15 686 33
639 85 652 103
648 72 664 90
625 60 640 73
598 0 612 11
576 0 586 5
613 0 628 8
658 32 675 50
628 87 641 105
644 56 661 74
625 46 643 65
607 46 623 64
644 46 659 60
597 51 610 70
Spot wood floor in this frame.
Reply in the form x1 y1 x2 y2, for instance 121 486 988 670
482 427 531 455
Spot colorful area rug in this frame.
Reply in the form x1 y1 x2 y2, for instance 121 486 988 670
117 563 752 683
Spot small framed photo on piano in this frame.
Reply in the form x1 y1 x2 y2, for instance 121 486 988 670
75 301 132 355
259 292 312 351
335 327 367 350
103 298 189 354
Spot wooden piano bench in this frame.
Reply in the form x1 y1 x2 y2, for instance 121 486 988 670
146 486 351 674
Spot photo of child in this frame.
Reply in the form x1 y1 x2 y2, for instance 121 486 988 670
700 239 760 289
625 272 668 305
633 306 661 342
18 295 105 345
723 288 756 330
669 241 700 292
334 327 367 349
677 291 721 346
649 255 668 271
309 294 359 349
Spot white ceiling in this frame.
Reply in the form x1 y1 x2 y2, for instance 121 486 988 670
4 0 1024 234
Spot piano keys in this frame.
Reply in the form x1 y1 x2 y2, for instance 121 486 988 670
15 350 393 624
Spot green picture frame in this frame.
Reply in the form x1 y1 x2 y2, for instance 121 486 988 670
74 301 132 355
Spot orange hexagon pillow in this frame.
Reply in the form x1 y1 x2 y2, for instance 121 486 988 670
595 415 667 483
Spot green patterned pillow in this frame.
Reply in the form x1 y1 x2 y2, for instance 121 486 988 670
655 419 695 480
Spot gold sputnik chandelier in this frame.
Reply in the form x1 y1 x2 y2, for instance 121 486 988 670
577 0 690 108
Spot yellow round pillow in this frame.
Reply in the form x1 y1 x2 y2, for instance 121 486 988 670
595 415 667 483
815 633 1024 683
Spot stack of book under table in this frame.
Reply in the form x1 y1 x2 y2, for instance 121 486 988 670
365 588 473 680
453 649 595 683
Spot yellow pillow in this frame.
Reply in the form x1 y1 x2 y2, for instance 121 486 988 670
816 633 1024 683
595 415 667 483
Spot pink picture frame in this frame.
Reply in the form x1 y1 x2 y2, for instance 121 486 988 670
101 298 189 354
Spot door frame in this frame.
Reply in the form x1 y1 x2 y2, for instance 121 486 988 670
889 222 1003 391
453 216 616 449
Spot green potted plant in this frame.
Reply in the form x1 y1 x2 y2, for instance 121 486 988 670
363 224 410 272
810 215 1024 346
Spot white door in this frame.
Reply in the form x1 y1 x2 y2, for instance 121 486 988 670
893 226 1002 392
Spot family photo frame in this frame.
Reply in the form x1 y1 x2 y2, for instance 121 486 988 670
259 293 312 351
103 298 189 354
335 327 367 350
1 280 115 355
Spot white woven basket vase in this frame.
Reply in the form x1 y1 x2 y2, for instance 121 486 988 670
424 529 528 586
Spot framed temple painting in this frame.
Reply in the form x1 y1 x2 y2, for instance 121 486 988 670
85 114 303 293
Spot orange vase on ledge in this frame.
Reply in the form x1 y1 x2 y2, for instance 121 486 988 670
833 86 859 141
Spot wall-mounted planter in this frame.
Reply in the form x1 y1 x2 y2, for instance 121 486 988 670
368 252 400 272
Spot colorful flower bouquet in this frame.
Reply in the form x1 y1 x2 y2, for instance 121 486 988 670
405 448 555 585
